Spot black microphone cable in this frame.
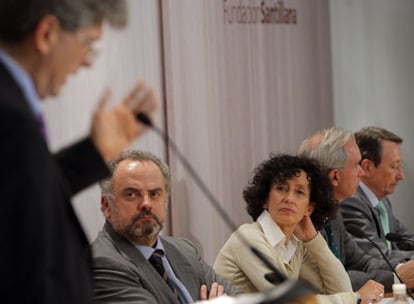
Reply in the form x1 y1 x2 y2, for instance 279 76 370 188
136 113 287 282
136 113 315 302
348 226 414 300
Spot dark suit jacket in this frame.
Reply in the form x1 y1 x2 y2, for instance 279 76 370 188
321 213 394 292
0 61 109 303
341 186 414 263
92 222 239 304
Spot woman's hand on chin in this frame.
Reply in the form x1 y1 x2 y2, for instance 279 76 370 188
294 215 317 242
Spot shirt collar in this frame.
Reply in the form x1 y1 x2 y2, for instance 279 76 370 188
0 49 42 116
135 237 165 260
257 209 299 247
359 181 381 208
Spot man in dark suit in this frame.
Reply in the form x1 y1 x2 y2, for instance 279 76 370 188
0 1 158 304
341 127 414 262
298 127 414 296
92 150 239 303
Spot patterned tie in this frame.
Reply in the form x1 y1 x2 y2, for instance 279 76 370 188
324 221 341 259
375 200 391 249
148 249 178 299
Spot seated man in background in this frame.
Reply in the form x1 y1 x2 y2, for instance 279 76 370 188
214 153 364 304
298 127 414 295
92 150 239 304
341 127 414 261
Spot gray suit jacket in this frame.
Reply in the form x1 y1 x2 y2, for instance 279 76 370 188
341 186 414 264
92 222 239 303
321 213 394 292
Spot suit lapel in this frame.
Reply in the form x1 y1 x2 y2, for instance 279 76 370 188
103 223 181 304
357 187 384 237
162 238 200 301
0 61 48 146
330 215 345 261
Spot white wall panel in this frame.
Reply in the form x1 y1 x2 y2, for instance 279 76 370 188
162 0 333 263
41 0 334 265
330 0 414 231
43 0 165 242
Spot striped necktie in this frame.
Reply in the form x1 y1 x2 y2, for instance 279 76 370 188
148 249 179 299
375 200 391 249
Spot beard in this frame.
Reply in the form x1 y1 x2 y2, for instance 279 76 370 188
121 209 163 244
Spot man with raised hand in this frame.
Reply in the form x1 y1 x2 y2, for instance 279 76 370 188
0 1 158 303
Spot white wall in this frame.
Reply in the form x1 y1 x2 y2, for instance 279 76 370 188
330 0 414 230
39 0 414 274
43 0 166 241
162 0 333 264
43 0 334 265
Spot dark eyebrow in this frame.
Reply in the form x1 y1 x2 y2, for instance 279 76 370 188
122 187 139 193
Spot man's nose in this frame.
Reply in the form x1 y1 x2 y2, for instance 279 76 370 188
138 194 152 209
397 167 405 180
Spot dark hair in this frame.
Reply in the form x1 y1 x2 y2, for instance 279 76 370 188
243 154 337 229
355 127 402 167
0 0 127 43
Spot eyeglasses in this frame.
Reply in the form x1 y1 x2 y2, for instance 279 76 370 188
75 32 102 64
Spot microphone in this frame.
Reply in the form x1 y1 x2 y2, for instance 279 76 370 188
136 113 153 127
135 112 314 301
347 226 414 300
386 233 414 244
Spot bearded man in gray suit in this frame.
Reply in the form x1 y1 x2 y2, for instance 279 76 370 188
92 150 238 304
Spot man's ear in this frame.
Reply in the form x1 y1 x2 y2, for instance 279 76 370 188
360 159 372 174
101 196 111 221
328 168 340 187
33 15 61 55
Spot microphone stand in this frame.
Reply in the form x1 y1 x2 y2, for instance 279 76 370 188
136 113 314 302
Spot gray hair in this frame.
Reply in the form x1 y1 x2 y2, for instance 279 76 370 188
100 150 171 205
298 127 354 171
0 0 127 43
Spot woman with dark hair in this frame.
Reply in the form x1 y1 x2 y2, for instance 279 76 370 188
214 154 356 303
244 153 337 229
